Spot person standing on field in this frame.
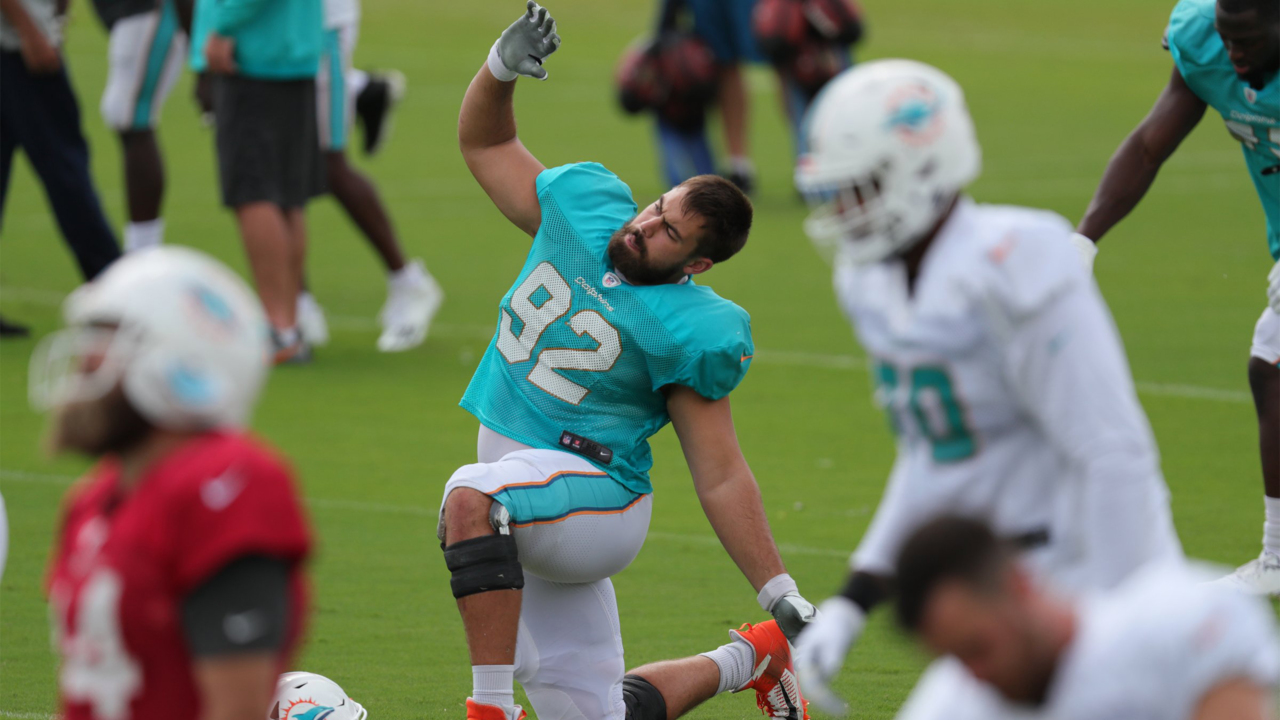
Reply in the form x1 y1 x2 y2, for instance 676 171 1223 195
190 0 325 363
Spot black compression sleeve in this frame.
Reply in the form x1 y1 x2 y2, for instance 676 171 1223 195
181 555 290 657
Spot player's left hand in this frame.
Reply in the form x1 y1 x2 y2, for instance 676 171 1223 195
1268 259 1280 314
793 596 866 717
204 35 237 75
769 590 818 643
489 1 561 81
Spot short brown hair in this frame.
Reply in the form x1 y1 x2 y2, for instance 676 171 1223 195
680 175 753 264
894 516 1014 633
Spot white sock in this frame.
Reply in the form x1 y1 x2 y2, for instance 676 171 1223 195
123 219 164 253
389 260 425 288
1263 497 1280 557
472 664 515 710
700 635 756 695
275 326 300 348
348 68 370 97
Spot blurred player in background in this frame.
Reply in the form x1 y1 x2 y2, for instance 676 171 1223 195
190 0 325 363
296 0 442 353
895 516 1278 720
688 0 761 192
30 247 312 720
0 0 122 336
1072 0 1280 594
94 0 186 253
789 60 1182 718
443 4 817 718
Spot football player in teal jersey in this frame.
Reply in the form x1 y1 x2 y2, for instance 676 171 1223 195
1073 0 1280 595
438 4 816 720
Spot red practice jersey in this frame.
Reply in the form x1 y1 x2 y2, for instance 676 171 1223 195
47 432 312 720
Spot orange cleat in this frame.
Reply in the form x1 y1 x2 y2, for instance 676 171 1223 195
465 699 526 720
730 620 809 720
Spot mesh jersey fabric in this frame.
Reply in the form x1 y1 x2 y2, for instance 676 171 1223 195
461 162 754 494
1166 0 1280 260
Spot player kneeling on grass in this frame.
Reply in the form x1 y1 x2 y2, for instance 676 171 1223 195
30 246 313 720
443 3 816 719
895 515 1279 720
788 60 1184 718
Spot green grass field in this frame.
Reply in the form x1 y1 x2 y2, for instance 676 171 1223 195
0 0 1272 717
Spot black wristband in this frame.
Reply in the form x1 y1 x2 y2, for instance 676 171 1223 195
839 571 893 615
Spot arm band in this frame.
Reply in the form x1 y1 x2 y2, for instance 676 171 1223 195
181 555 290 657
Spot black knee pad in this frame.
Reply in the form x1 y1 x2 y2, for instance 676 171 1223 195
442 534 524 599
622 674 667 720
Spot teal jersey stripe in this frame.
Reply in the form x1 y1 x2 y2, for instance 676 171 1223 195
132 0 177 130
324 29 346 150
490 471 643 526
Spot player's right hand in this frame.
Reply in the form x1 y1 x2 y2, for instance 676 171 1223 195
1268 259 1280 314
490 1 561 81
793 596 866 717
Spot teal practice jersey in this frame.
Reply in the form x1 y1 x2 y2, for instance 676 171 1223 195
1166 0 1280 260
460 163 754 494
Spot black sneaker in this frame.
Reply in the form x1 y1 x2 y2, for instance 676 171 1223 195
355 70 406 157
0 315 30 338
726 169 756 196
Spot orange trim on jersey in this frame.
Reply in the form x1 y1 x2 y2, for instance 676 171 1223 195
509 493 648 528
486 469 611 495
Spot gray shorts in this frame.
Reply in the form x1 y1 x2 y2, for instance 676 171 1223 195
213 75 325 209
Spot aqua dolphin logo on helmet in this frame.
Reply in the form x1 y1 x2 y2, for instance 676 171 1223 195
883 82 944 146
186 283 240 337
281 699 337 720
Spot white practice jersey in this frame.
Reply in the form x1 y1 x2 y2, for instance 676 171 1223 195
843 198 1181 591
323 0 358 30
1042 564 1280 720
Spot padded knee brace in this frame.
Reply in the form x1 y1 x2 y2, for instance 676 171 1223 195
443 534 524 599
622 674 667 720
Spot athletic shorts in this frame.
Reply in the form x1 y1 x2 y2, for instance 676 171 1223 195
316 23 357 152
212 76 326 208
689 0 764 64
439 446 653 720
99 0 185 131
1251 305 1280 364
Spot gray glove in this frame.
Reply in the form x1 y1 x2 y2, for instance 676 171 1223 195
488 1 562 81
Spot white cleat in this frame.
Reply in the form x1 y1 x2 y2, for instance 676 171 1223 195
296 291 331 347
378 259 443 352
1208 551 1280 596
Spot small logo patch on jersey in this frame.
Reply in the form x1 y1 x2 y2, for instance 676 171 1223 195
602 272 622 288
1245 86 1258 104
574 276 615 312
201 469 245 511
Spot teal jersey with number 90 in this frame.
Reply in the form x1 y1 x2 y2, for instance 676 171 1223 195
1166 0 1280 260
460 163 754 495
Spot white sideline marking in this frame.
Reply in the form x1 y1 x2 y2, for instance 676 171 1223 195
0 286 1252 405
0 712 59 719
0 469 850 560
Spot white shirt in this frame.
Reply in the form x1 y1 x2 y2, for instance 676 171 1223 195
1044 564 1280 719
842 198 1182 591
0 0 60 51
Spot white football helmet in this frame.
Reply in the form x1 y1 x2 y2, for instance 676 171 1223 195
29 246 271 430
796 58 981 264
270 672 367 720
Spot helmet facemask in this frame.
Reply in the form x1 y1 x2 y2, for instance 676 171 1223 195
29 323 141 414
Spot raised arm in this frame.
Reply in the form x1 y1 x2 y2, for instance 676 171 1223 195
666 385 817 640
1077 65 1207 243
459 1 560 238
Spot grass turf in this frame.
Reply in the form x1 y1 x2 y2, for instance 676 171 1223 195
0 0 1272 717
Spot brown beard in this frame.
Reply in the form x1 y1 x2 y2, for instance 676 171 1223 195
606 224 690 286
46 384 153 458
